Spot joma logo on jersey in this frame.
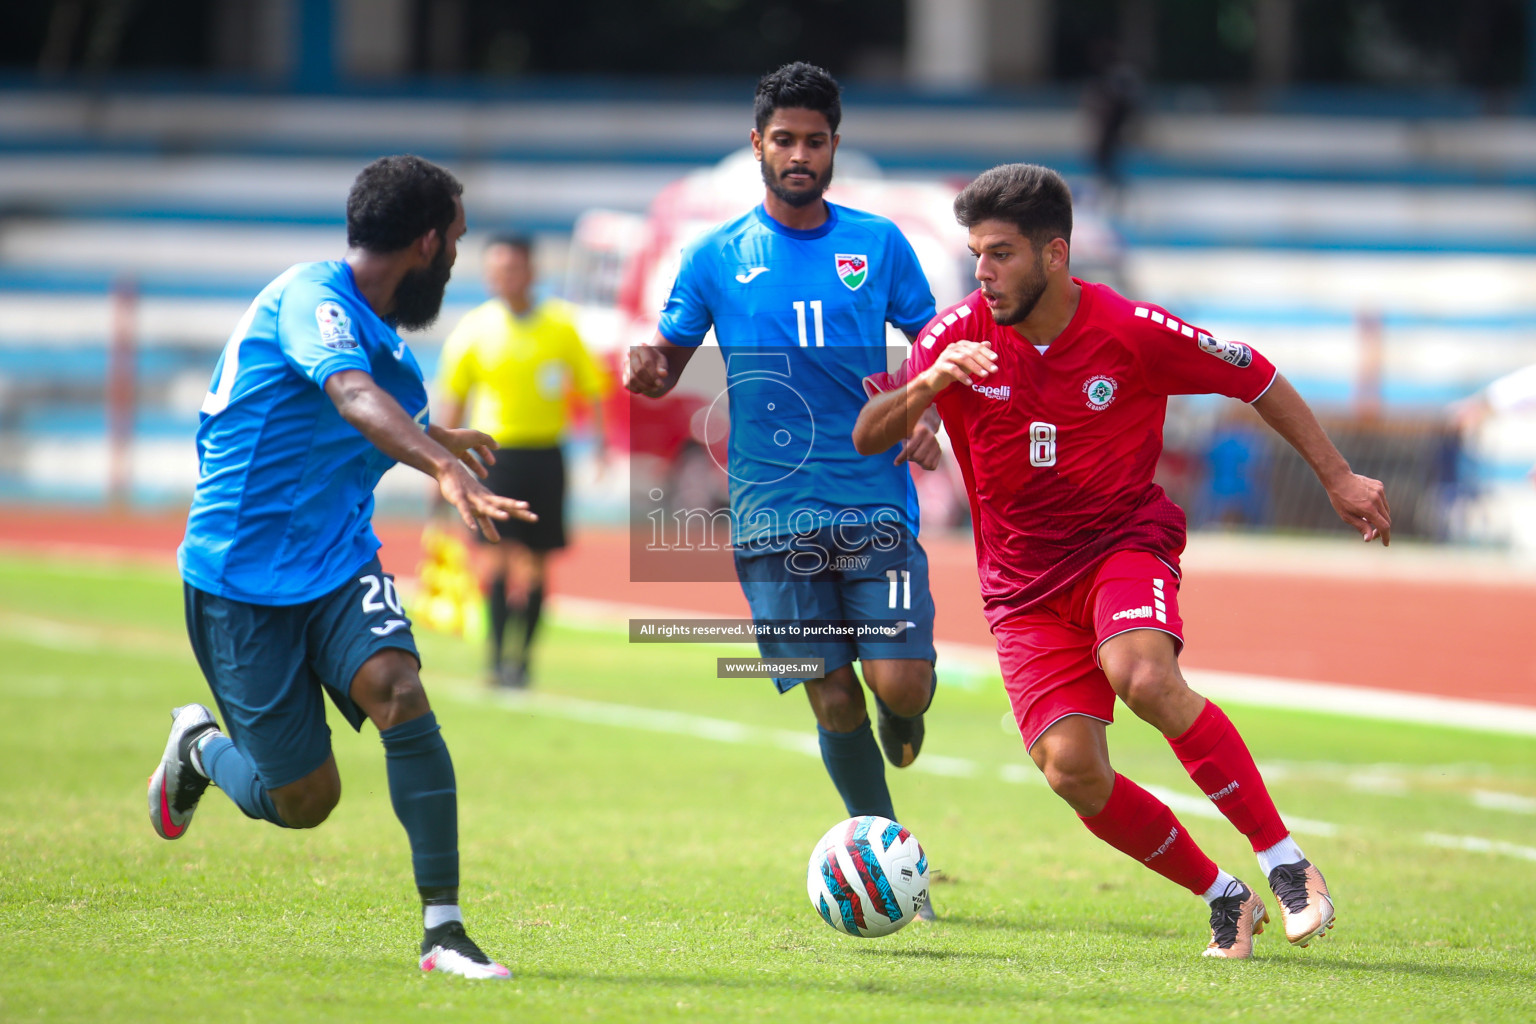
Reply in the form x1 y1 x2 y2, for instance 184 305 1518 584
969 382 1011 401
835 253 868 291
1083 375 1118 409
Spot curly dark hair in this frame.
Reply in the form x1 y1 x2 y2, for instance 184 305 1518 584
953 163 1073 251
754 62 841 135
345 155 463 253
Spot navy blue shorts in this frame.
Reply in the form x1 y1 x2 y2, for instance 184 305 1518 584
183 556 419 789
734 526 937 693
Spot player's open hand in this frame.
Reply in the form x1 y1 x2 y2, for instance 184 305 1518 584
921 340 997 395
439 463 537 542
434 427 498 479
895 411 942 470
1326 472 1391 546
624 344 671 398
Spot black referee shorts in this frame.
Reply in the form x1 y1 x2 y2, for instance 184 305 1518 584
477 445 567 551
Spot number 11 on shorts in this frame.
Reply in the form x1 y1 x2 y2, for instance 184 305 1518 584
886 569 911 610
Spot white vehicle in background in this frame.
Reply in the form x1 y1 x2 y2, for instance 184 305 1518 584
566 150 1122 526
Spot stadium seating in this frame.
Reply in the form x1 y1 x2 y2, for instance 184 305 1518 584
2 88 1534 537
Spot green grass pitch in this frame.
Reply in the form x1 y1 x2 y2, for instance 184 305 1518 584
1 552 1533 1022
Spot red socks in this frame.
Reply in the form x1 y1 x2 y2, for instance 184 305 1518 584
1167 701 1290 852
1079 773 1219 895
1073 704 1287 895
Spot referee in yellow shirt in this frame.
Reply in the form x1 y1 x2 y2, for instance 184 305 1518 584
435 235 610 688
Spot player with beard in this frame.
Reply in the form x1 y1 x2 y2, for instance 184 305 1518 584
855 163 1390 957
148 155 531 978
626 64 943 908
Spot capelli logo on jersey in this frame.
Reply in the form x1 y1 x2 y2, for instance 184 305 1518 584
969 382 1011 401
1083 375 1118 409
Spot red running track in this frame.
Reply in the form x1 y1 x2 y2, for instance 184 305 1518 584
2 506 1532 707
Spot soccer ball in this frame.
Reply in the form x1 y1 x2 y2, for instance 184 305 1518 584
806 815 929 937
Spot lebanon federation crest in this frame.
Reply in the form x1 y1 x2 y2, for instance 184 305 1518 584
1082 374 1118 410
835 253 868 291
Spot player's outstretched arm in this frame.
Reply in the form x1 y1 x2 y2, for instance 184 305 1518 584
426 421 499 476
324 369 535 541
623 334 697 398
853 340 996 456
1252 373 1392 546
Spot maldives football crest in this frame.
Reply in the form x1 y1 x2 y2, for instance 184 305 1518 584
1083 375 1118 410
835 253 868 291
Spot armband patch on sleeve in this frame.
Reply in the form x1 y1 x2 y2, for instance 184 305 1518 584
1197 333 1253 369
316 301 357 350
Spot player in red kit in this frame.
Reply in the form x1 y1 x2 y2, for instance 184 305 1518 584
853 163 1390 959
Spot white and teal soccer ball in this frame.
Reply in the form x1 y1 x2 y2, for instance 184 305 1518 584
806 815 929 938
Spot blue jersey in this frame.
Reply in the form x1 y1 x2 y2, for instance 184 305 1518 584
657 203 936 545
178 261 429 605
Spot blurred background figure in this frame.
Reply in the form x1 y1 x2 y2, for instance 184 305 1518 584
1195 414 1271 529
434 235 610 689
1084 39 1142 205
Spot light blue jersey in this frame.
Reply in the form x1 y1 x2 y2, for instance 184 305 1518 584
657 202 936 545
178 261 429 605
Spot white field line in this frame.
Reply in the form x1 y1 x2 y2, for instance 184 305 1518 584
2 600 1528 864
1137 783 1340 839
1183 669 1536 738
551 595 1536 737
1420 832 1536 863
0 609 184 656
1471 790 1536 814
456 687 1536 863
1260 761 1536 816
1258 759 1509 781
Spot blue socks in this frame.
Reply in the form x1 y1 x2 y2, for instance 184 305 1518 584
200 734 286 826
199 714 458 891
381 712 459 890
817 720 895 820
200 714 460 892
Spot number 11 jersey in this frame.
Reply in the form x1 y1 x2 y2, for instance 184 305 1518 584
657 202 935 546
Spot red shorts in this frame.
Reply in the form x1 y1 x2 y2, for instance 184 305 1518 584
994 551 1184 751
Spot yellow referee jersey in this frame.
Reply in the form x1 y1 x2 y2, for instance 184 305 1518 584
436 298 610 447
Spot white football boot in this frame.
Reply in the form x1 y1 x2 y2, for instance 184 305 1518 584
420 922 511 980
147 704 219 840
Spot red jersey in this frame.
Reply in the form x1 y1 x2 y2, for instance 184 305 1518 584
872 280 1277 629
